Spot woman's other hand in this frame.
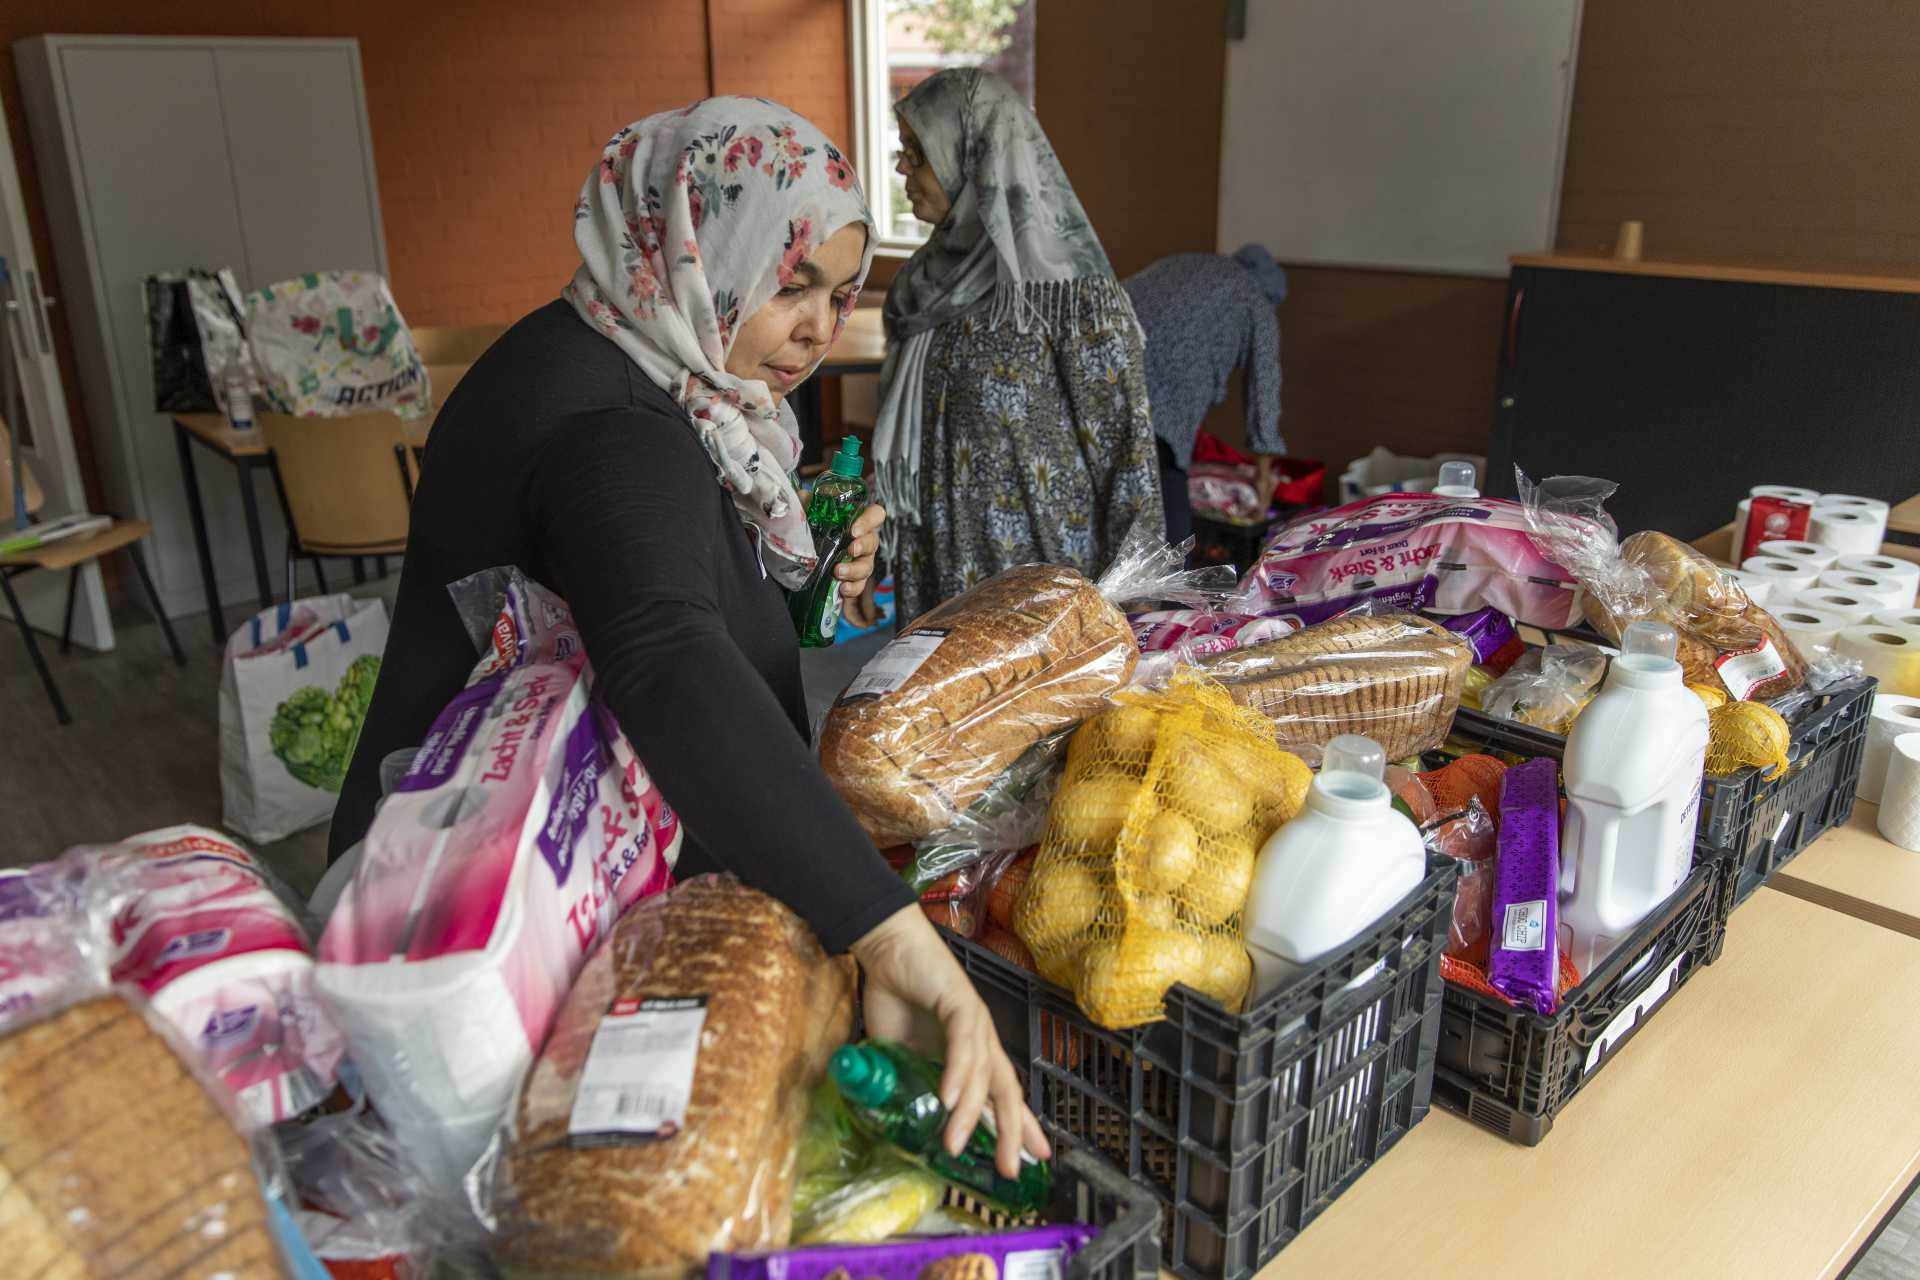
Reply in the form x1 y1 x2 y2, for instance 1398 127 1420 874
836 503 886 604
851 905 1051 1178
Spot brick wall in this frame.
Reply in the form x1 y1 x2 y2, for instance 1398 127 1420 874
0 0 850 503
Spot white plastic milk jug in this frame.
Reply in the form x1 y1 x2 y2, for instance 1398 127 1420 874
1559 620 1710 974
1242 734 1425 990
1432 460 1479 498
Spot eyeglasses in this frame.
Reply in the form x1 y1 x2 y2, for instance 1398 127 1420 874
895 140 926 169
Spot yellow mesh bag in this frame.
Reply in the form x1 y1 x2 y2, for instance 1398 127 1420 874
1013 675 1311 1029
1706 700 1790 779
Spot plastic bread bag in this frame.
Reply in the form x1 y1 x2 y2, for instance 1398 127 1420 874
483 876 856 1278
792 1153 947 1246
1129 610 1301 689
821 524 1228 848
0 988 299 1277
1014 676 1311 1028
1514 469 1808 700
1228 490 1592 628
69 824 347 1128
900 732 1071 895
1479 640 1609 735
1194 612 1474 767
792 1079 867 1229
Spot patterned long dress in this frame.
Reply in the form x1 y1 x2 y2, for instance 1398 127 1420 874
897 293 1165 624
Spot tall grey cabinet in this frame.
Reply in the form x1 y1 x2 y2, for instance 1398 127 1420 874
15 35 387 619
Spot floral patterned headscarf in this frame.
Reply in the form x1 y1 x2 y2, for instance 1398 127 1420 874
566 98 875 590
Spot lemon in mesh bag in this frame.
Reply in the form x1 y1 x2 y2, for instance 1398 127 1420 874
1014 676 1311 1029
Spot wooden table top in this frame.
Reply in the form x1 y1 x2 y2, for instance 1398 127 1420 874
1260 887 1920 1279
1772 800 1920 940
1892 493 1920 537
174 411 270 458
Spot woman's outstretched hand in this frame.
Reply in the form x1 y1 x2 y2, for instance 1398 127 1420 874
836 504 887 627
850 904 1051 1179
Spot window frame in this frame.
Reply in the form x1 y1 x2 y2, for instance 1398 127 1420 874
848 0 929 257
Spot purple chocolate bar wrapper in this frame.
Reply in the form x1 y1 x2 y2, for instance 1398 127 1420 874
1439 607 1517 666
1489 757 1560 1016
708 1223 1097 1280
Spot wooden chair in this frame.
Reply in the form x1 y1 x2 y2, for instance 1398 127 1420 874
259 412 418 600
413 323 506 409
1 419 184 725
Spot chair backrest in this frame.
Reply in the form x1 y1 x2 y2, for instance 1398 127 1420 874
413 323 508 407
0 418 47 524
259 412 413 550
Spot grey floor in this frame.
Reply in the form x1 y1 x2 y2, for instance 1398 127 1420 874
3 589 1916 1277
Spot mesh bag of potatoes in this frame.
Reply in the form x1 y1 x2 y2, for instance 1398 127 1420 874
1014 676 1311 1029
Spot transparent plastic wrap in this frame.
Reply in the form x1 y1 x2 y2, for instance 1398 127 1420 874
317 568 679 1202
0 991 292 1277
1014 678 1311 1029
820 529 1228 847
1195 613 1474 766
59 824 345 1128
1128 609 1301 689
898 733 1070 895
792 1155 946 1245
1515 470 1809 700
279 1101 459 1277
485 875 856 1279
0 861 103 1035
1480 641 1610 735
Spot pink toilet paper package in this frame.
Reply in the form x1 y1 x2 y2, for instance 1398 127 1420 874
1230 493 1589 629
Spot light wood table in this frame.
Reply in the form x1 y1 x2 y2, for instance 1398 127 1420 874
1260 889 1920 1280
1772 801 1920 939
1892 492 1920 537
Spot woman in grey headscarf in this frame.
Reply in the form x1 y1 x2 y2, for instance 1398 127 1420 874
873 68 1162 622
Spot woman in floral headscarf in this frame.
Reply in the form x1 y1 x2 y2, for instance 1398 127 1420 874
875 68 1163 622
333 98 1047 1175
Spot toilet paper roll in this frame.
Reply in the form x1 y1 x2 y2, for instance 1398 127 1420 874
1875 733 1920 853
1793 587 1877 625
1741 555 1823 591
1815 494 1891 545
1836 624 1920 696
1836 554 1920 597
1809 507 1885 555
1752 484 1822 505
1758 540 1840 572
1773 605 1847 655
1873 608 1920 629
1818 569 1916 611
1860 695 1920 803
1724 567 1774 606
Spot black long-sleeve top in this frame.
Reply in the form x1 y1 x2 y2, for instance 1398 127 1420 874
330 300 913 953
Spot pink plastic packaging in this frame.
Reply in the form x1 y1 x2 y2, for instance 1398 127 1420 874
316 570 680 1199
86 825 346 1126
0 864 100 1033
1230 493 1590 628
1129 609 1300 686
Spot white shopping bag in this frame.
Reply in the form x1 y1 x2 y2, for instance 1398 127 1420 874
220 595 389 843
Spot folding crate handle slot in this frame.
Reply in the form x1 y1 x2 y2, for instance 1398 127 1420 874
1058 1147 1161 1280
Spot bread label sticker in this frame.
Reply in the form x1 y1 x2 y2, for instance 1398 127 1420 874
1003 1247 1069 1280
1502 900 1547 952
568 995 708 1144
841 629 949 701
1713 634 1788 699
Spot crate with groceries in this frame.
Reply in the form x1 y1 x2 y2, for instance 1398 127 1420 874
0 467 1900 1279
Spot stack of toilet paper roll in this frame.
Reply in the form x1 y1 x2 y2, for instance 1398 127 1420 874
1820 566 1917 612
1728 487 1893 559
1772 604 1848 655
1861 694 1920 801
1835 624 1920 696
1877 730 1920 853
1741 554 1823 600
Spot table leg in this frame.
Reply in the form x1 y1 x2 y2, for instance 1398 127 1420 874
236 457 274 609
174 421 225 646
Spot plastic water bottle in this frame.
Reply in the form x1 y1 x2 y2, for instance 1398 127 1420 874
828 1039 1052 1214
223 342 256 432
1241 734 1425 991
1432 460 1478 498
791 435 867 648
1559 620 1710 973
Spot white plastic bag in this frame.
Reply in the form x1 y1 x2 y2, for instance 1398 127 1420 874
246 270 430 418
316 569 680 1203
219 595 389 844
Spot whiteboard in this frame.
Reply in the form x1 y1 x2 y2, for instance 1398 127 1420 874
1218 0 1582 277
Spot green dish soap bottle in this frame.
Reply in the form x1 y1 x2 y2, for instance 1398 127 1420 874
828 1039 1052 1215
791 435 868 648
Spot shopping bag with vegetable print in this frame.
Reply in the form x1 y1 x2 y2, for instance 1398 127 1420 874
219 594 389 843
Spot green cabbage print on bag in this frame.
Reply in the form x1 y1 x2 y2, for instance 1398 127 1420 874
270 655 381 792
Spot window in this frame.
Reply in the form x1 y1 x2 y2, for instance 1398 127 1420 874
850 0 1036 251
